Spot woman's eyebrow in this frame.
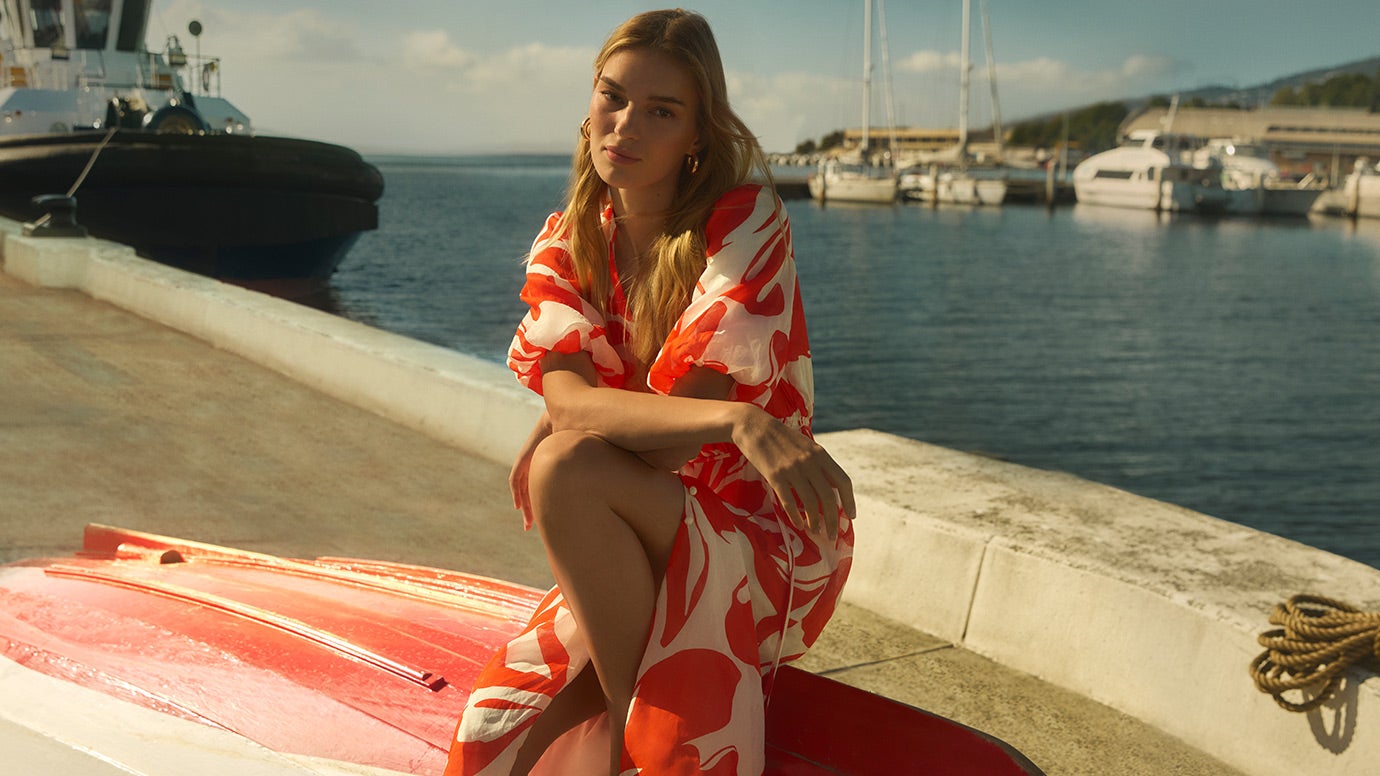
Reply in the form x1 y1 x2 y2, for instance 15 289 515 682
598 75 687 106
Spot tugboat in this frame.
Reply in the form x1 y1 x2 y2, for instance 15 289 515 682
0 0 383 292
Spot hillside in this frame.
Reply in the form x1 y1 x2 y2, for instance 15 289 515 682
1197 55 1380 108
1002 54 1380 152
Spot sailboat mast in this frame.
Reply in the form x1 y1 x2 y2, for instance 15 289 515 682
957 0 971 154
981 0 1004 159
877 0 899 166
862 0 872 159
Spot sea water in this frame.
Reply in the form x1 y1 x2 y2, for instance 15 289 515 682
328 155 1380 569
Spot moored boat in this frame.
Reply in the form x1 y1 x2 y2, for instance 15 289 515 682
0 0 382 291
1319 155 1380 218
895 0 1011 207
808 158 898 204
0 524 1044 774
1195 139 1327 217
809 0 899 206
1073 130 1230 213
899 164 1008 206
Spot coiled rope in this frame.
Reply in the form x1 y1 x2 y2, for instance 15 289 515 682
1249 594 1380 712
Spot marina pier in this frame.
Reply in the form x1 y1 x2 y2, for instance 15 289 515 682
4 219 1378 774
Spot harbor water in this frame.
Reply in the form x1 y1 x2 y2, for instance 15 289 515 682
327 155 1380 569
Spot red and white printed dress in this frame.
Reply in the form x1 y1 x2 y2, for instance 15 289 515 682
447 184 853 775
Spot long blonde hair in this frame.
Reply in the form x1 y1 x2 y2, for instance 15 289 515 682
554 9 775 364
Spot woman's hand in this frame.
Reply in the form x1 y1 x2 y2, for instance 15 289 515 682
510 412 554 529
730 405 856 540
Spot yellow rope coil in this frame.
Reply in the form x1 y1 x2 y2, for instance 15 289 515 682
1249 594 1380 712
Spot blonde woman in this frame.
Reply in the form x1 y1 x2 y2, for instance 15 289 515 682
447 10 855 775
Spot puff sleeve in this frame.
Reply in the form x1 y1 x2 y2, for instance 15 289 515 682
508 213 627 394
647 185 812 419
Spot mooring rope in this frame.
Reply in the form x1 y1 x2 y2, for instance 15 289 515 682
65 124 121 198
29 124 120 229
1249 594 1380 712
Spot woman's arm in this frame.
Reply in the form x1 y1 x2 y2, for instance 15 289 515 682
636 365 737 471
539 351 855 538
541 351 738 453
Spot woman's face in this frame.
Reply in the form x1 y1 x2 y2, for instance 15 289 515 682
587 48 702 208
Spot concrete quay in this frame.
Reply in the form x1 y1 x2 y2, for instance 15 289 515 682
4 218 1379 775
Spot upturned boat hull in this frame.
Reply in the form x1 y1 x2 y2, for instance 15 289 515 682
0 525 1042 775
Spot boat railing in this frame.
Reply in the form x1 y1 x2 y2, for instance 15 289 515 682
0 44 220 96
185 54 222 98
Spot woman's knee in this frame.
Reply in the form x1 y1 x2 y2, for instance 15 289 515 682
528 430 616 510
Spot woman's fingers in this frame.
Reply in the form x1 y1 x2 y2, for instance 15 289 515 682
768 454 848 541
735 406 854 540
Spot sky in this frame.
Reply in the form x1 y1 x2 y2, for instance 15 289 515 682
148 1 1380 155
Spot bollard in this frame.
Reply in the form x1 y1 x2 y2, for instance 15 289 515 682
23 195 89 238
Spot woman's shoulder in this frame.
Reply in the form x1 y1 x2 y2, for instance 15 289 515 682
706 184 787 241
711 183 782 215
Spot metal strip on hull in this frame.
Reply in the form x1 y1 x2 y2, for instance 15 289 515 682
43 565 447 691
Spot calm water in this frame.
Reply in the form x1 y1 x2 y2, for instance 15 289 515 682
330 155 1380 569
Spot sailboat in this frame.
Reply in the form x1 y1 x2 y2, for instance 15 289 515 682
808 0 898 204
897 0 1009 206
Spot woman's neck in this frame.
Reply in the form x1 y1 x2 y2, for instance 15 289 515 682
609 190 670 282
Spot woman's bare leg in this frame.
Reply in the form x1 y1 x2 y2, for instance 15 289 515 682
510 666 603 775
527 430 685 774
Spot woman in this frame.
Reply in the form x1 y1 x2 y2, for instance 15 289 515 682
447 10 854 775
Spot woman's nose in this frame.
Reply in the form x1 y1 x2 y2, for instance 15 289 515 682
613 107 637 137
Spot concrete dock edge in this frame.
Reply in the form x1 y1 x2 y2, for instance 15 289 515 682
5 222 1379 775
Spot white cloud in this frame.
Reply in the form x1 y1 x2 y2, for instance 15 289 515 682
895 50 964 74
728 70 856 152
461 42 594 92
156 2 366 64
1120 54 1180 80
403 29 475 73
942 54 1192 120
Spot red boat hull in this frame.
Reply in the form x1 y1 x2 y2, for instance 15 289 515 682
0 525 1041 774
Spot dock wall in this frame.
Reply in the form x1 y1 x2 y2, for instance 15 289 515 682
4 222 1379 776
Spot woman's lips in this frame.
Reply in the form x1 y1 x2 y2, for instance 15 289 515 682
604 146 639 164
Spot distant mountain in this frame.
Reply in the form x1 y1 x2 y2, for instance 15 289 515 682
1169 55 1380 110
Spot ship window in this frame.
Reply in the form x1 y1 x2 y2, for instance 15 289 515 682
76 0 110 49
115 0 146 51
1093 169 1134 180
30 0 64 48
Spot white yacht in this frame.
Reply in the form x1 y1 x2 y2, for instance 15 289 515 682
1195 139 1326 217
1338 156 1380 219
1072 130 1230 213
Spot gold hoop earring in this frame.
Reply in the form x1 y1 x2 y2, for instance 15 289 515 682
685 153 700 175
580 118 591 140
